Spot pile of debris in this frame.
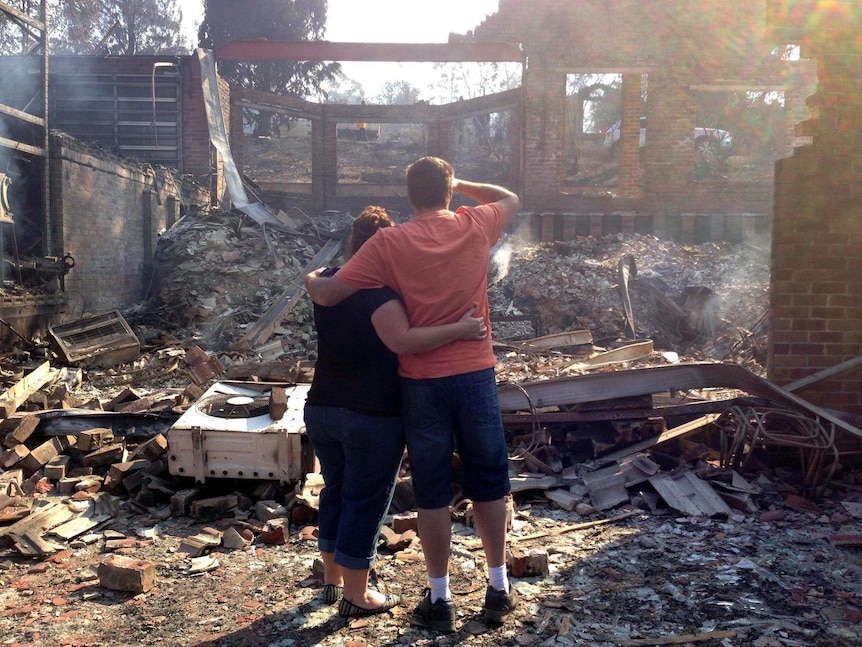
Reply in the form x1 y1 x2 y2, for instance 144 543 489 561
2 352 862 645
2 206 862 645
487 233 770 376
143 207 348 360
139 207 770 379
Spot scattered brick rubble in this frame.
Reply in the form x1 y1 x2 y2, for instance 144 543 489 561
1 207 860 647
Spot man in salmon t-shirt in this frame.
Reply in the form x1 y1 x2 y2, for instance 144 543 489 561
305 156 520 632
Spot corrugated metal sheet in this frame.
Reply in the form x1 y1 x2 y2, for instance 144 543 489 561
649 469 733 517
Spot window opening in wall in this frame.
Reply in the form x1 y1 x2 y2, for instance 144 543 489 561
336 122 425 190
691 45 814 182
693 89 794 182
452 110 512 188
563 73 647 196
243 112 312 193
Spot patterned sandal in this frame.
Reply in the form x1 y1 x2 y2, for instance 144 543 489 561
323 584 343 604
338 593 401 618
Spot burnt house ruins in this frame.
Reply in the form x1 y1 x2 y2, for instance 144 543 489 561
1 0 858 418
0 2 861 643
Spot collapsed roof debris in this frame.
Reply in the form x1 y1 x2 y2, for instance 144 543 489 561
143 207 345 359
2 207 862 645
137 207 772 371
487 232 771 376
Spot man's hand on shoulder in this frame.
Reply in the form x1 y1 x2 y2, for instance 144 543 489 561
305 269 358 306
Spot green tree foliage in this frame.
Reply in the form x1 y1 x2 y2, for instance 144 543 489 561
203 0 340 135
48 0 188 55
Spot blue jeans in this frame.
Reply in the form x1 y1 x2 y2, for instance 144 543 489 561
304 406 405 570
401 368 510 509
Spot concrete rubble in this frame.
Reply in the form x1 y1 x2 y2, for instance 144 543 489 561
1 207 861 646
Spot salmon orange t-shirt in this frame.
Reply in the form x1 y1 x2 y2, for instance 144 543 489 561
335 203 505 379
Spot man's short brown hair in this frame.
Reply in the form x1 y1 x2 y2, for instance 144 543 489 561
406 156 454 212
349 205 393 255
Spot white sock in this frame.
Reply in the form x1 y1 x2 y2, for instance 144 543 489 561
429 575 451 603
488 564 509 592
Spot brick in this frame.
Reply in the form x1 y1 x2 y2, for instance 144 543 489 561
191 494 237 522
2 416 40 449
170 488 200 517
392 512 418 534
260 521 287 545
108 460 150 483
83 443 126 468
269 387 287 421
189 355 224 385
379 526 415 552
76 429 114 451
0 444 29 469
105 388 142 412
182 383 205 402
128 434 167 462
507 547 550 578
121 468 150 494
117 395 173 414
97 555 155 593
44 455 71 481
18 436 74 474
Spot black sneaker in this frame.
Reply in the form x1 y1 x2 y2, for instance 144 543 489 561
482 583 518 622
409 588 457 633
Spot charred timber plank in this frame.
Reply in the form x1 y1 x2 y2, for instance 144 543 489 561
562 340 654 372
234 238 342 351
0 362 58 420
232 87 522 125
2 415 40 448
0 135 44 156
0 501 75 541
517 330 593 351
466 510 638 549
620 629 738 646
0 2 45 30
496 363 862 440
601 413 721 461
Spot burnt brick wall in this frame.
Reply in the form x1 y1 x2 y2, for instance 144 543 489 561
473 0 786 220
767 6 862 420
50 135 208 314
522 65 565 210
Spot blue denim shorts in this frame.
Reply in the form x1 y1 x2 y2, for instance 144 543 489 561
303 405 405 570
401 368 510 509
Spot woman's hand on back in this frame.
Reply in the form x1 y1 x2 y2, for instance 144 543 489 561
457 307 487 340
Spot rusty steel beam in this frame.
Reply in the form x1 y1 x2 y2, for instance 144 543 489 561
500 398 753 428
215 40 524 63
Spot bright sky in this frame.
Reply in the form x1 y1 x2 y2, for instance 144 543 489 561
178 0 502 96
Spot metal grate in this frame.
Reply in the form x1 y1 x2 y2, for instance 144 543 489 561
50 71 182 171
48 309 140 366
